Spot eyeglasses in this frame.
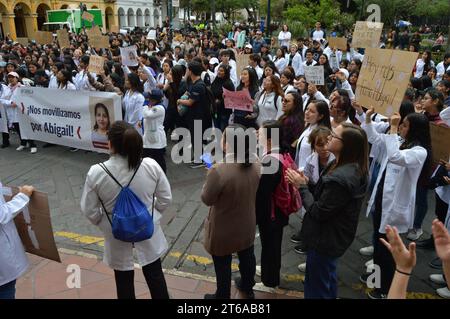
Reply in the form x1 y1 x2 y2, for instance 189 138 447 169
328 132 344 142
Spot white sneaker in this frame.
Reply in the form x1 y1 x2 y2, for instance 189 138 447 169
297 262 306 273
436 287 450 299
430 274 446 285
407 228 423 241
30 147 37 154
16 145 25 151
256 265 261 277
365 259 374 267
359 246 374 256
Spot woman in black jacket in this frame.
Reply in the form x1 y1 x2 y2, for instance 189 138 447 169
211 65 235 131
287 123 369 299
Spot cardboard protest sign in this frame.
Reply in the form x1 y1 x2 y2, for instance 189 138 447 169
147 29 157 39
2 186 61 263
223 88 254 112
430 123 450 166
89 34 110 49
110 25 119 33
15 87 122 153
355 48 418 116
16 37 29 46
0 104 7 133
327 37 347 51
82 11 95 23
236 54 250 79
304 66 325 85
352 21 383 48
57 29 70 48
34 31 54 45
120 45 139 66
89 55 105 74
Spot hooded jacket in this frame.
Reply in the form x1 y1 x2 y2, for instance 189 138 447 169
300 162 368 258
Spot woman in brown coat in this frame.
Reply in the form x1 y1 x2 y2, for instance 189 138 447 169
201 124 261 299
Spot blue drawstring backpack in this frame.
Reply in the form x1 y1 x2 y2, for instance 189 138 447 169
98 161 155 243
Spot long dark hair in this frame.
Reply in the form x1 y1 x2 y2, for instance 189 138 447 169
107 121 143 170
262 120 284 154
333 123 369 177
171 64 185 96
93 103 111 130
58 69 73 86
279 91 304 125
223 123 254 168
401 112 432 183
308 100 331 129
127 72 144 93
237 67 259 97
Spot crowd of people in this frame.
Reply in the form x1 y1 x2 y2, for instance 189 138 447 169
0 19 450 300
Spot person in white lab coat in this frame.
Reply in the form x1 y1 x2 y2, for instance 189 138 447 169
278 24 291 48
73 55 96 91
362 110 431 299
287 44 304 77
142 90 167 173
256 75 284 127
80 121 172 299
0 182 34 299
272 47 288 74
122 73 145 134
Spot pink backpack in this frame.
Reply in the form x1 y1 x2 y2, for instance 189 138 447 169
269 153 302 220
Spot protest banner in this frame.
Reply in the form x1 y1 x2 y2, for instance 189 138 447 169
223 88 254 112
34 31 53 45
82 11 95 22
110 25 119 33
0 104 7 133
14 87 122 153
236 54 250 80
120 45 139 66
327 37 347 51
57 29 70 48
355 48 418 116
430 123 450 166
89 34 110 49
16 37 29 46
352 21 384 48
2 186 61 263
304 66 325 85
88 55 105 74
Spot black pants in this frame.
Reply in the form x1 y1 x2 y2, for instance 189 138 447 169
2 123 36 147
258 222 284 287
212 245 256 298
372 204 396 295
436 193 449 223
114 258 169 299
143 148 167 173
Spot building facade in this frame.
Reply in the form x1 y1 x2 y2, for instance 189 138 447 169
0 0 166 40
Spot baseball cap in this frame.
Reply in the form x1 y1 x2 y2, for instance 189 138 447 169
209 57 219 65
144 89 164 101
338 68 349 80
245 44 253 49
7 71 20 79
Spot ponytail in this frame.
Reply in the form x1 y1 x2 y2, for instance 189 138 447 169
107 121 143 170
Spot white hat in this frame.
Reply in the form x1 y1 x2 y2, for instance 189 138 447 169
209 57 219 65
7 71 19 79
338 68 349 80
245 44 253 49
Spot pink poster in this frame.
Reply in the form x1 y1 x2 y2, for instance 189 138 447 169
223 88 254 112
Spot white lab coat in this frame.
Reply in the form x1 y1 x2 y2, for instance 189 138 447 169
302 92 330 111
287 52 304 76
436 61 450 81
215 60 238 88
273 56 287 73
294 124 317 169
414 59 435 78
278 31 291 48
0 84 11 126
80 156 172 271
364 123 427 234
303 60 318 67
256 91 283 127
58 82 77 90
156 73 169 109
283 85 297 95
303 152 335 185
5 84 21 125
0 182 30 286
48 74 58 89
123 90 145 133
143 103 167 149
74 70 96 91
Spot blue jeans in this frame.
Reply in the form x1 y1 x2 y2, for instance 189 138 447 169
413 185 429 229
304 250 338 299
0 280 16 299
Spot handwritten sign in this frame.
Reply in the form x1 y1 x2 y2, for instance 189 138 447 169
34 31 53 45
89 34 110 49
430 123 450 166
16 37 29 46
3 186 61 263
355 48 418 117
304 66 324 85
236 54 250 79
89 55 105 74
223 88 254 112
57 29 70 48
120 45 139 66
327 37 347 51
82 11 95 22
352 21 384 48
86 26 101 38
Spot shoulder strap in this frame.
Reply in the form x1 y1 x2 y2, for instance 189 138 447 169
99 163 123 188
126 160 142 187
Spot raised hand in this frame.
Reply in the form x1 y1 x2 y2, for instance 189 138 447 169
380 225 416 273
